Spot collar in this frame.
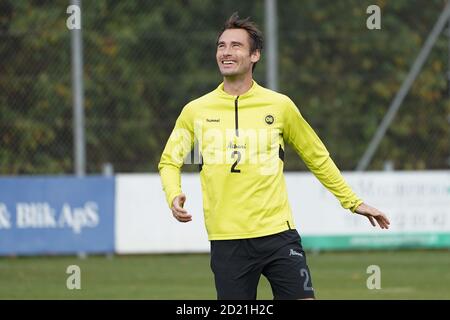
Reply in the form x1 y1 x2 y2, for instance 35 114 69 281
215 80 259 99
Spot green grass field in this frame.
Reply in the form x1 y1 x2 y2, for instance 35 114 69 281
1 250 449 299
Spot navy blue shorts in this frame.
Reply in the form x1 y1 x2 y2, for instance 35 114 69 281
210 229 315 300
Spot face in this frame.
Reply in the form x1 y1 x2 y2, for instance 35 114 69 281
216 28 260 77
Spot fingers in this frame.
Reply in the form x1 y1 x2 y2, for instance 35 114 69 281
368 215 390 229
376 214 390 229
367 216 376 227
360 204 391 230
383 214 391 226
178 193 186 207
172 194 188 214
172 210 192 223
173 201 188 214
171 194 192 223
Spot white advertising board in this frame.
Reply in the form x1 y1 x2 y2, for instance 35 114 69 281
116 171 450 252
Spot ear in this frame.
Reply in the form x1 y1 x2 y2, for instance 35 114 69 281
250 50 260 64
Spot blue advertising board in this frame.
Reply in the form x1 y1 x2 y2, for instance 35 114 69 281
0 176 115 255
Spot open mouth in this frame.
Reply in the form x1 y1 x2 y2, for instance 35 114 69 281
221 60 236 66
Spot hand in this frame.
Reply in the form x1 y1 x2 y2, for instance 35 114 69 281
355 202 390 229
171 193 192 223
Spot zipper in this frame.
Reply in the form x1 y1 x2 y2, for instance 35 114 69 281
286 221 291 229
234 96 239 136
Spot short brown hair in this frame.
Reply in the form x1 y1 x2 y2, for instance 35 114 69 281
217 12 264 72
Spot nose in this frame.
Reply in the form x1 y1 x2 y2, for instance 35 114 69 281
222 45 232 56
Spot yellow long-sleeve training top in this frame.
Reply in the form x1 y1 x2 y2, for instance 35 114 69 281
158 81 363 240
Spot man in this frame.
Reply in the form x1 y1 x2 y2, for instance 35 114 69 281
158 13 390 300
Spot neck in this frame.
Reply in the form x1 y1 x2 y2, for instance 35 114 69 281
222 73 253 96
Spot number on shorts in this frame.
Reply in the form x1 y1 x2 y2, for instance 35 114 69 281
300 268 313 291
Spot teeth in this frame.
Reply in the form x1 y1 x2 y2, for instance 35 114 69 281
223 61 234 64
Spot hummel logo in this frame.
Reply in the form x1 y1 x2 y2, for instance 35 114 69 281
289 249 303 257
206 118 220 123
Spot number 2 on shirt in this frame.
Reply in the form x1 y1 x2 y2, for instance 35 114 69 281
231 150 241 173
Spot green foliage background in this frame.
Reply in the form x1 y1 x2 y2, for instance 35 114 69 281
0 0 448 174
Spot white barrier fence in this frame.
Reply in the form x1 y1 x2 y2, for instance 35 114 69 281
115 171 450 253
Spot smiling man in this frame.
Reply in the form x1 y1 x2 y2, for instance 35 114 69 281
158 12 390 300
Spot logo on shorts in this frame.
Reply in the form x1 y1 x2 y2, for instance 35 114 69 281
289 249 303 257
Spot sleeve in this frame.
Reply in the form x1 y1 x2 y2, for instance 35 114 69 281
158 105 195 208
282 97 363 212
